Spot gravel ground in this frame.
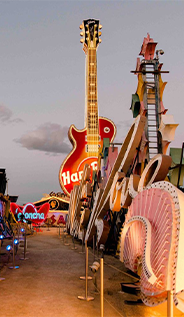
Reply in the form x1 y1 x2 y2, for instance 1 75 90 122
0 227 183 317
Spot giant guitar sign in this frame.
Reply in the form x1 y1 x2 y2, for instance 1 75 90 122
59 19 116 196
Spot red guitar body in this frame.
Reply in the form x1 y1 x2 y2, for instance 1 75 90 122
59 117 116 196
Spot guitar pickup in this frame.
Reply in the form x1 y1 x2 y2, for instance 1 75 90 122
85 144 100 153
85 135 101 142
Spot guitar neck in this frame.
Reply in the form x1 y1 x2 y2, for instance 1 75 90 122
85 47 99 139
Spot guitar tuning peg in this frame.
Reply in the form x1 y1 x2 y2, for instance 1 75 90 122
99 38 102 43
80 39 84 43
80 32 84 36
79 24 83 29
99 24 102 29
99 31 102 36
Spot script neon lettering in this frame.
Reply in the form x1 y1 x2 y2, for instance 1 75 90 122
109 154 172 211
16 212 44 220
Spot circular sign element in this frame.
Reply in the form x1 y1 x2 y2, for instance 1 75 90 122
49 199 59 210
104 127 110 133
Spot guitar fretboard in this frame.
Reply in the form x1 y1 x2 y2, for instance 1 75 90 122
86 47 99 142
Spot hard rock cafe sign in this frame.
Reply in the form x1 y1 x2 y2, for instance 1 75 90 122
59 19 116 197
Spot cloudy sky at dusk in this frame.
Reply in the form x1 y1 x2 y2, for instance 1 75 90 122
0 1 184 205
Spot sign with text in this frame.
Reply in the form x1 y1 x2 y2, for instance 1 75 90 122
10 202 50 224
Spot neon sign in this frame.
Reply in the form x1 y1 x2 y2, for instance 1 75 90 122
61 159 97 187
10 202 50 224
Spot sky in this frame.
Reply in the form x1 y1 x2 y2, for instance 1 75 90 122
0 0 184 205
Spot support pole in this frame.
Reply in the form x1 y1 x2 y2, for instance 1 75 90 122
97 232 99 258
177 142 184 188
58 224 60 237
78 246 94 301
79 229 85 254
93 235 95 262
167 290 173 317
0 238 5 281
64 233 69 246
18 224 20 241
82 230 84 253
80 240 92 280
9 235 19 269
71 232 77 250
100 258 104 317
20 228 29 260
63 229 70 246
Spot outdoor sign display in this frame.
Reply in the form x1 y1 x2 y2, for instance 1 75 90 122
65 27 184 314
10 202 50 224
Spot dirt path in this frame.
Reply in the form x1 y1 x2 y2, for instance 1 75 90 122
0 228 183 317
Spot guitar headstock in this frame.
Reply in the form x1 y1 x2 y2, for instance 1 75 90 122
80 19 102 53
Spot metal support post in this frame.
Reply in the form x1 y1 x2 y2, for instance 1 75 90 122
58 224 60 237
0 237 5 281
177 142 184 188
9 235 19 269
93 235 95 262
64 230 70 246
18 224 20 241
78 246 94 301
92 271 99 294
167 290 173 317
20 228 29 260
82 230 84 253
79 229 85 254
97 233 99 258
100 258 104 317
71 233 77 250
80 240 92 280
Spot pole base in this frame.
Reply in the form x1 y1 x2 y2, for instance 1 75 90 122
78 295 94 301
20 257 29 260
0 277 5 281
71 246 78 250
9 266 19 269
80 276 92 280
91 289 100 294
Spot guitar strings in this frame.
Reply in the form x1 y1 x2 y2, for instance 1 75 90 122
86 37 99 158
90 47 98 157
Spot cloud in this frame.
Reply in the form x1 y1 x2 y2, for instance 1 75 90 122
116 119 132 130
0 104 23 124
0 105 12 122
114 119 133 144
14 122 72 154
